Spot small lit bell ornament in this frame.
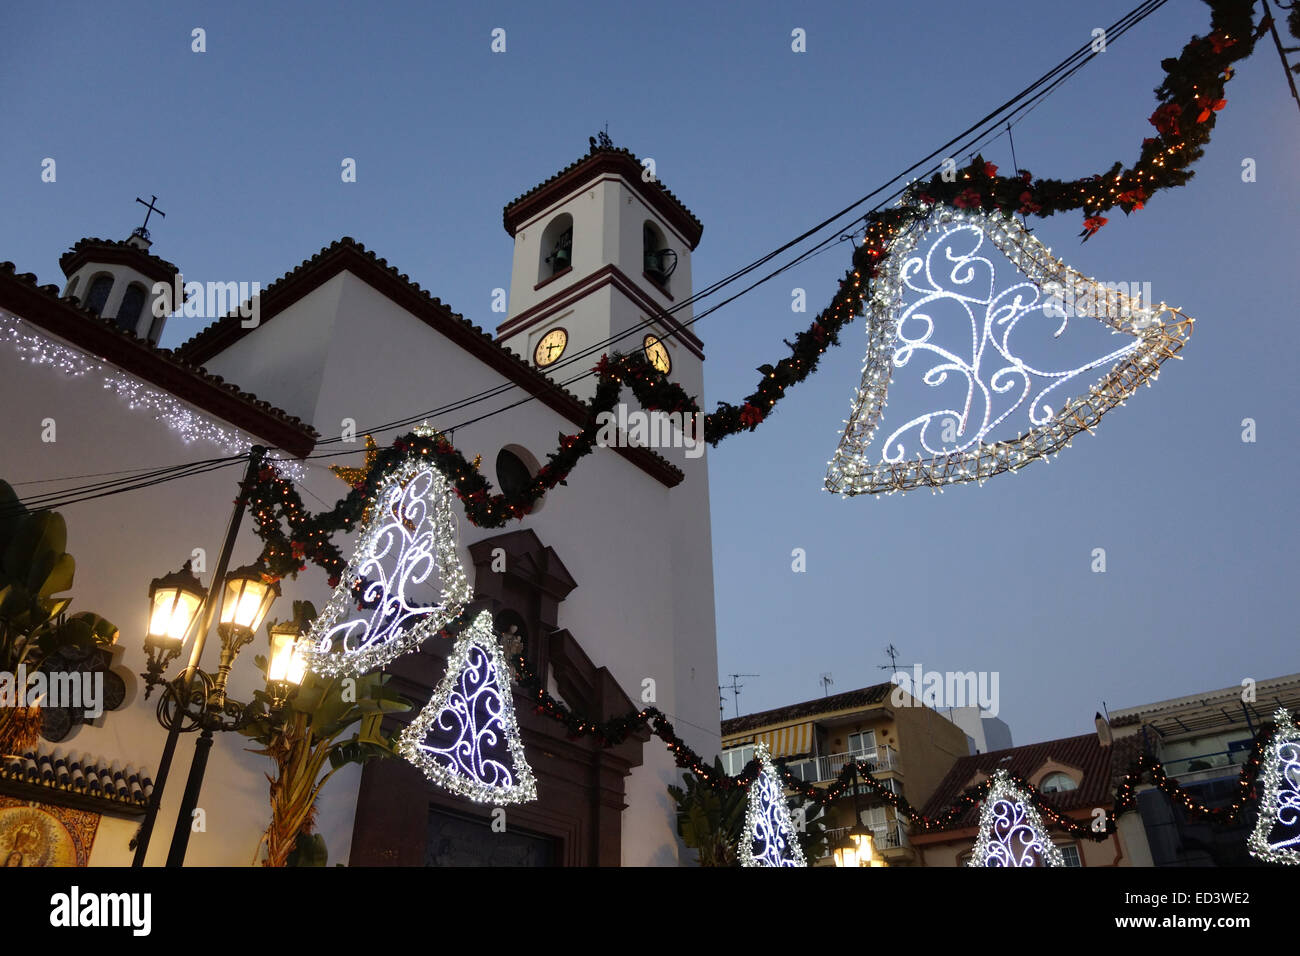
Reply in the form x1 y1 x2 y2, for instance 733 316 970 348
1248 709 1300 864
968 770 1065 867
739 742 806 867
397 611 536 804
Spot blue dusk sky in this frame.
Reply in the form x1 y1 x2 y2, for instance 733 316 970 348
3 2 1296 746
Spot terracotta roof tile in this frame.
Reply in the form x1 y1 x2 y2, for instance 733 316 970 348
174 238 684 487
0 262 317 456
919 732 1118 830
722 682 895 735
59 236 181 286
502 145 703 249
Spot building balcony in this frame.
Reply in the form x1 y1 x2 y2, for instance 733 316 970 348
784 746 899 784
820 822 913 865
1160 747 1250 785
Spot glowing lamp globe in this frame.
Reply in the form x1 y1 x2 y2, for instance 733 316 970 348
219 565 280 636
833 828 878 868
146 562 205 652
267 622 307 688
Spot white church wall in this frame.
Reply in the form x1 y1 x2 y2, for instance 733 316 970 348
200 273 347 425
0 319 328 866
269 272 716 864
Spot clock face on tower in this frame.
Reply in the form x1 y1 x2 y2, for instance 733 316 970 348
534 327 568 367
643 334 671 374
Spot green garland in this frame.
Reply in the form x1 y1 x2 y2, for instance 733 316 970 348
510 620 1276 842
243 0 1260 583
394 605 1275 845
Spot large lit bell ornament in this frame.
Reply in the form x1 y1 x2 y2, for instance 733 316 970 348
301 437 472 677
397 610 537 804
825 206 1194 496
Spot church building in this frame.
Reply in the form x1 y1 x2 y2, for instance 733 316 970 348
0 142 721 866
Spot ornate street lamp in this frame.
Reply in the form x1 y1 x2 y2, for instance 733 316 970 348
131 445 297 868
832 760 889 867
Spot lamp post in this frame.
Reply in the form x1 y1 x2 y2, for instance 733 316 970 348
163 565 279 868
832 760 888 868
133 445 287 867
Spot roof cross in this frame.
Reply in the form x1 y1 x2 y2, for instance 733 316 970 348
133 195 165 239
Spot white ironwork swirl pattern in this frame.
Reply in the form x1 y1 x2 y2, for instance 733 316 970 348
302 456 471 677
985 799 1049 867
1249 709 1300 864
740 743 807 867
397 611 537 805
969 770 1065 867
826 207 1194 496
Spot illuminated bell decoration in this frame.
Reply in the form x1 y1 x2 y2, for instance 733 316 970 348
397 611 536 805
145 561 206 654
739 742 806 867
826 206 1194 496
218 565 279 636
301 452 472 677
1247 709 1300 864
969 770 1065 867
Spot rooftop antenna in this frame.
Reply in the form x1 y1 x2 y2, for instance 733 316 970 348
717 685 726 718
727 673 759 719
879 644 903 675
819 673 834 697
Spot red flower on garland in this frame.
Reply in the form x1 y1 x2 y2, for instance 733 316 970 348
917 192 935 205
982 161 998 177
1116 188 1147 211
290 541 306 558
592 354 611 376
1079 215 1109 241
1149 103 1182 138
327 575 340 588
1017 191 1042 215
1207 31 1236 55
739 403 764 428
812 322 828 343
1193 95 1226 123
559 433 581 450
953 187 982 209
1019 170 1032 184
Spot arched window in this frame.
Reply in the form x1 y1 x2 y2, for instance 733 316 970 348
116 283 147 332
84 275 114 317
1039 772 1077 793
495 444 544 513
642 221 677 289
539 214 573 281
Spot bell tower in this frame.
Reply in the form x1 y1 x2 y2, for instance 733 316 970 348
59 198 181 347
496 140 705 402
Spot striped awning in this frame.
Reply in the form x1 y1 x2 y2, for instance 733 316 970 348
756 723 812 758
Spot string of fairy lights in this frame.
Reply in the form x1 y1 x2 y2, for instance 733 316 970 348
509 629 1281 842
